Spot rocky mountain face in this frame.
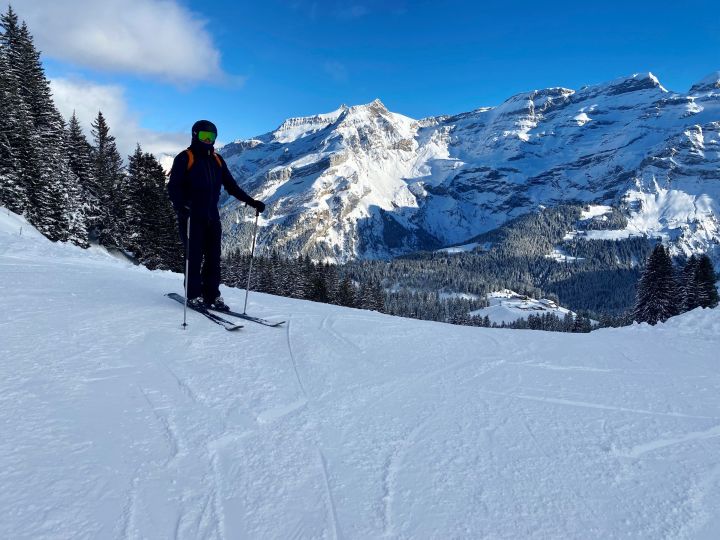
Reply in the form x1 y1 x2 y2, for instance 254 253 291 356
219 72 720 262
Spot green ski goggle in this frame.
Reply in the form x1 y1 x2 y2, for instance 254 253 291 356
197 130 217 143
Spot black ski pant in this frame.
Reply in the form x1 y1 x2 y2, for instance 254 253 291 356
178 216 222 302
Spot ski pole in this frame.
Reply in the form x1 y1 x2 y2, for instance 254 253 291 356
183 215 191 328
243 210 260 315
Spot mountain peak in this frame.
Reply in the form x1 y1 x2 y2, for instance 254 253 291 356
591 72 668 96
272 105 349 143
350 98 388 112
689 71 720 94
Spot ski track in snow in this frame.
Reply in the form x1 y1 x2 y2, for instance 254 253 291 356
285 318 309 400
321 315 364 355
2 210 720 539
381 416 433 537
616 424 720 459
318 449 343 540
482 390 720 421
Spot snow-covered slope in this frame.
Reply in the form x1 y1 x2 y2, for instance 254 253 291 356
2 208 720 539
220 72 720 262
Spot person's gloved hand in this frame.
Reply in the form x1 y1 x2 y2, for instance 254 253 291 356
250 199 266 213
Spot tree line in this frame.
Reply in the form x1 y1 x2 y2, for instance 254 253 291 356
221 249 385 311
632 245 718 325
0 6 182 271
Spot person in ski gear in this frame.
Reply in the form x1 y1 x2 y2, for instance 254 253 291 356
168 120 265 311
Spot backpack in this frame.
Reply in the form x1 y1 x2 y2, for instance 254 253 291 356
185 148 223 171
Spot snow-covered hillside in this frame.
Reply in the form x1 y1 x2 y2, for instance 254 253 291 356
220 72 720 263
470 289 576 324
2 208 720 539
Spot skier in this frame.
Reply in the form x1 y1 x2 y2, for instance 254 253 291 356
168 120 265 311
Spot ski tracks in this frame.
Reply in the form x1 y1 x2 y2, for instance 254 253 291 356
286 317 346 539
285 318 308 400
119 475 140 540
614 423 720 459
481 390 720 421
128 359 242 539
318 449 343 540
380 417 432 537
321 315 363 355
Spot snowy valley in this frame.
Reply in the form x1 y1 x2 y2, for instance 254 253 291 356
2 209 720 539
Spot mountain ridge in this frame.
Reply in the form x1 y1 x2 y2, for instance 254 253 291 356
219 71 720 263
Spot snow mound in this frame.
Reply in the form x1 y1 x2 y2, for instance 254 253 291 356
0 207 46 239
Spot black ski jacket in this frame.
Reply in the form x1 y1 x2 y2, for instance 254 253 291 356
167 140 254 222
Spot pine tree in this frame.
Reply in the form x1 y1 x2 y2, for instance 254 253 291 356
336 275 357 308
360 279 385 312
571 312 592 333
67 112 102 241
694 255 719 309
117 144 145 256
308 265 330 303
632 244 680 325
681 255 700 312
91 111 124 247
0 6 33 216
146 152 184 271
116 145 183 270
0 14 27 213
15 20 73 241
57 117 89 246
0 7 87 243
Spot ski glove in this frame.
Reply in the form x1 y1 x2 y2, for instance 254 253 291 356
250 199 266 213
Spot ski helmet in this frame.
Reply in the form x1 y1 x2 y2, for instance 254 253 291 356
191 120 217 144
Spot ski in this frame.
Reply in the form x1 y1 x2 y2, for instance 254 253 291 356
166 293 243 331
205 305 285 327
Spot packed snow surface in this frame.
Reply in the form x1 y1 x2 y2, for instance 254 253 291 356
2 209 720 539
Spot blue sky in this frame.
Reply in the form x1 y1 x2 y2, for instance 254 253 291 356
13 0 720 156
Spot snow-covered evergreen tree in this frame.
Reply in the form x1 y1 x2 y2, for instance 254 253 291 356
91 111 124 247
632 244 679 325
0 7 88 244
16 21 74 241
57 117 89 247
0 7 35 218
694 255 719 309
336 276 357 308
0 16 26 214
140 150 183 271
117 145 182 270
67 112 102 242
681 255 700 312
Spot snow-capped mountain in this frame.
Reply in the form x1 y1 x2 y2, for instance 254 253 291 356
220 72 720 262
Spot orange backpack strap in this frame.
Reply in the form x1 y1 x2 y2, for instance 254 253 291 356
185 148 222 171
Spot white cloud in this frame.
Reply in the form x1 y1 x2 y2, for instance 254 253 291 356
50 77 188 160
15 0 225 83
